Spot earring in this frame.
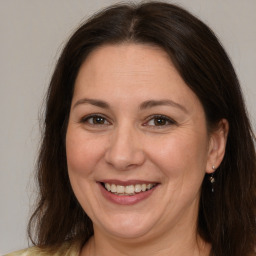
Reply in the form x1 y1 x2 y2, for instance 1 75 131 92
209 165 216 193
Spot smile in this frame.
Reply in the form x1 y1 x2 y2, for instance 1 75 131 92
103 183 157 196
99 181 159 205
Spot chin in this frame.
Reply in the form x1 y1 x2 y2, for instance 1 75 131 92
96 213 157 240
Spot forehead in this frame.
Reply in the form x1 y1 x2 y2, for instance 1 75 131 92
73 43 200 110
77 43 173 81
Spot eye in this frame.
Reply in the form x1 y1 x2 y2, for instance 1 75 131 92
145 115 176 127
81 114 110 125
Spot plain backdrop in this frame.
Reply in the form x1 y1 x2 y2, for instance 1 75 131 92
0 0 255 254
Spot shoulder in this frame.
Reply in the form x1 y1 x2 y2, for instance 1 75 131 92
4 239 82 256
4 247 35 256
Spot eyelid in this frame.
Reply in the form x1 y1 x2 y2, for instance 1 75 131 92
79 113 176 128
80 113 112 125
143 114 177 127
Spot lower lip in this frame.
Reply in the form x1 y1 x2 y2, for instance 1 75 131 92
98 183 158 205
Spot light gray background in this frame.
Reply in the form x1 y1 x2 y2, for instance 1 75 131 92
0 0 255 254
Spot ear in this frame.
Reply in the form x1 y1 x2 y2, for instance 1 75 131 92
206 119 229 174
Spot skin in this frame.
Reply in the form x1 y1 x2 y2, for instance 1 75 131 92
66 43 228 256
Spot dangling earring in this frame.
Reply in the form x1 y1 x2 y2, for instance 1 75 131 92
209 165 216 193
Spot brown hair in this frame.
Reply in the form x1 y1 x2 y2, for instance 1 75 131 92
28 2 256 255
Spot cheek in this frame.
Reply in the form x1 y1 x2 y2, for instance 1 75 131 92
66 128 104 177
65 128 104 213
147 130 209 181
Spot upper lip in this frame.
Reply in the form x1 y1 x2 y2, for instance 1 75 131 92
99 179 159 186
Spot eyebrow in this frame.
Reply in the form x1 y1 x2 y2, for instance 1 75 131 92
73 98 187 113
73 98 110 109
139 99 188 113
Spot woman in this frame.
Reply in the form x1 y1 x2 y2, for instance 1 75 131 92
6 1 256 256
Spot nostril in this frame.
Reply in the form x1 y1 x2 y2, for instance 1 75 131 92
105 147 146 170
104 130 145 170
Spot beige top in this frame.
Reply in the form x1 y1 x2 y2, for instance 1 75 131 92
4 240 82 256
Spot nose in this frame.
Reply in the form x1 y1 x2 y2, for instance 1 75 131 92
104 125 145 170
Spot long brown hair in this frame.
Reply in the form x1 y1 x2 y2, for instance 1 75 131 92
28 2 256 255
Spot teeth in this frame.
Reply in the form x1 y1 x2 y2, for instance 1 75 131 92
125 185 134 194
116 185 125 193
110 184 117 193
105 183 111 191
134 184 142 193
104 183 156 195
147 184 153 190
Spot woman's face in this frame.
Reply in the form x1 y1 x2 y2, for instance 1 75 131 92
66 43 216 241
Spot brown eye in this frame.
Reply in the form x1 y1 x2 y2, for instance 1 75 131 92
82 115 110 125
145 115 176 127
92 116 106 124
154 117 167 126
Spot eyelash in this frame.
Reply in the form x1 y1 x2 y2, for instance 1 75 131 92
80 114 176 128
144 115 176 128
80 114 111 126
